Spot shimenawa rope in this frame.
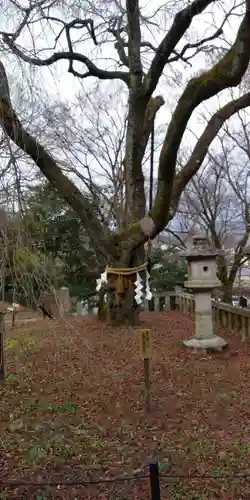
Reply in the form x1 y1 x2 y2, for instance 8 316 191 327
105 262 147 276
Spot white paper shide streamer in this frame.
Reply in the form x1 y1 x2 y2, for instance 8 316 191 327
134 272 144 304
145 270 152 300
96 266 152 305
96 270 107 291
133 266 152 304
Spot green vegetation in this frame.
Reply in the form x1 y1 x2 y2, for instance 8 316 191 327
151 247 187 293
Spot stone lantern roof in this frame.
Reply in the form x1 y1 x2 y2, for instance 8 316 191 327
183 233 221 292
185 234 221 261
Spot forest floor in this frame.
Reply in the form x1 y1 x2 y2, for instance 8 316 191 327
0 311 250 499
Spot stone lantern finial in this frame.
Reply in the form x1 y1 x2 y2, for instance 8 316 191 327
192 233 208 245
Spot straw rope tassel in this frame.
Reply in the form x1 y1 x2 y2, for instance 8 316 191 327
116 274 124 296
96 263 148 299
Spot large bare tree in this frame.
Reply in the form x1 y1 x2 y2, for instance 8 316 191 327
0 0 250 323
174 97 250 303
178 156 249 302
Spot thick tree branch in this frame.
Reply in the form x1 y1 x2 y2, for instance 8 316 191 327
139 95 164 162
0 62 112 259
63 19 98 76
122 95 164 230
171 91 250 215
126 0 142 76
2 34 130 84
122 95 164 170
167 0 240 67
150 3 250 232
143 0 215 97
122 1 145 229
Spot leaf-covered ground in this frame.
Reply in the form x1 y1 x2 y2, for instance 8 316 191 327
1 311 250 499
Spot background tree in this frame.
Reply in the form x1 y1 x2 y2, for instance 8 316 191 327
150 247 187 294
22 182 101 299
0 1 250 323
0 207 60 307
173 103 250 303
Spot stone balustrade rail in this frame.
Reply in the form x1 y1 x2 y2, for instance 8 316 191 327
74 291 250 340
149 291 250 341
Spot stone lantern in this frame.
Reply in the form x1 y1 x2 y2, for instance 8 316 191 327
183 234 227 351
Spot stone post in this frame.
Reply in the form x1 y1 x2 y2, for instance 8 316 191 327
154 296 160 312
58 287 70 317
164 295 170 311
194 292 214 339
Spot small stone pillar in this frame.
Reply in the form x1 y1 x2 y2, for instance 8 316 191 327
164 295 170 311
183 234 227 351
58 287 70 316
76 301 83 315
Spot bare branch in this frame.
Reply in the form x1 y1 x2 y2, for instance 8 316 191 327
167 1 244 66
165 228 187 249
126 0 142 76
167 27 223 64
143 0 215 97
171 92 250 215
2 33 130 84
149 4 250 232
139 95 165 162
0 63 112 259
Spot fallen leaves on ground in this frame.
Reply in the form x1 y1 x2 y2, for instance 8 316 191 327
0 311 250 499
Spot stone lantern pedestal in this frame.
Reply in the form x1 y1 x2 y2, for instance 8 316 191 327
183 235 227 351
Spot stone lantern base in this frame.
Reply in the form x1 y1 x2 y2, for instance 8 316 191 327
183 335 228 352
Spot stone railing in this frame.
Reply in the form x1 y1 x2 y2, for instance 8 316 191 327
143 291 193 313
143 293 173 312
175 291 195 313
175 291 250 340
74 294 173 316
73 291 250 339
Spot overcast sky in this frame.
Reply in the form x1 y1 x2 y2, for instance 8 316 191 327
0 0 248 209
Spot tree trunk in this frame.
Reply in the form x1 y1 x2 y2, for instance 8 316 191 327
106 277 140 325
221 280 233 304
98 245 146 326
98 287 107 321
